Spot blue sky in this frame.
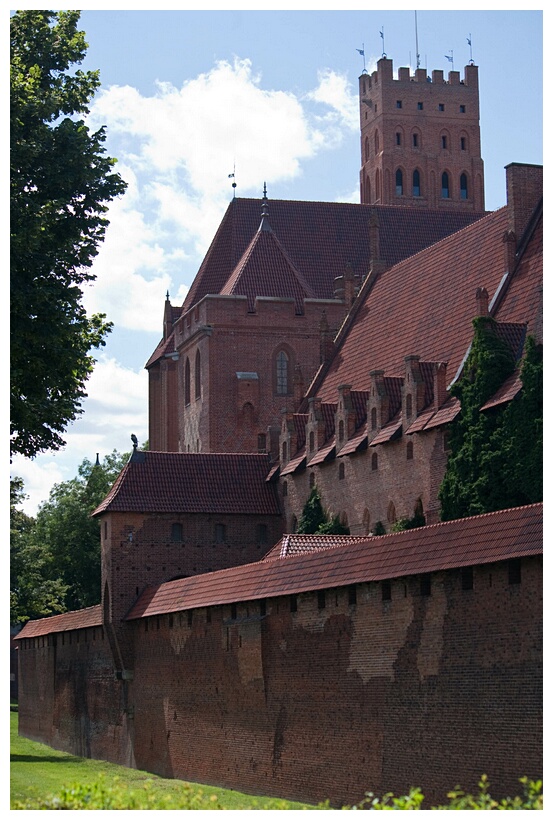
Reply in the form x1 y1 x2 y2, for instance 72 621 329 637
11 6 543 515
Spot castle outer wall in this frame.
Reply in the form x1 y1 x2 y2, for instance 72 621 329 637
17 551 542 807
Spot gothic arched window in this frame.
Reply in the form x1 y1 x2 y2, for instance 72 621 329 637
184 357 191 406
460 173 468 200
412 169 421 197
441 171 450 199
395 168 403 196
276 350 289 395
195 350 201 399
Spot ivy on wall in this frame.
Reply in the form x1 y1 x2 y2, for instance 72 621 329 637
440 318 542 521
297 487 350 534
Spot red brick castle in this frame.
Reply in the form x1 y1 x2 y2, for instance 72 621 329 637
16 57 542 807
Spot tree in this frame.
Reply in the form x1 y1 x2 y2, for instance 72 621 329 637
10 10 127 458
297 487 350 535
10 477 67 624
11 452 128 621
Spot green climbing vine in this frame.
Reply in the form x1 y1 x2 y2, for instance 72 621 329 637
440 319 542 521
297 487 350 534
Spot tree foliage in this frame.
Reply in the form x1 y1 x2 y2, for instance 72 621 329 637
10 452 128 623
440 322 542 521
297 487 350 534
10 10 127 458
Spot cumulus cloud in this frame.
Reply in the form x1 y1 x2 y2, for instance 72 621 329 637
20 56 360 514
13 358 149 516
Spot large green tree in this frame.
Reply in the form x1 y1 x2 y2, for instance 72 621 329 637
10 10 127 458
11 451 128 622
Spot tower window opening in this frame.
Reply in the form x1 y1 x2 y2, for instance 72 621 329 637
417 101 423 110
441 135 447 150
460 136 466 151
395 168 403 196
460 173 468 200
460 104 466 113
413 169 421 197
396 100 402 109
441 172 450 198
439 103 445 111
396 132 401 146
412 133 419 148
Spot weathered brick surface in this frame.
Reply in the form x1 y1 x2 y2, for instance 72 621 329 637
19 555 542 807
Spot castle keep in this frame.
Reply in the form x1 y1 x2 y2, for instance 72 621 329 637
15 57 542 806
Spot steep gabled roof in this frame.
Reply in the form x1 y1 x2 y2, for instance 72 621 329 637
92 452 281 516
220 218 315 312
180 198 484 314
310 207 510 402
125 504 542 619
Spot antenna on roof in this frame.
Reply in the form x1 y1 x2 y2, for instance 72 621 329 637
414 11 420 69
380 27 386 58
356 44 367 73
467 34 473 64
228 163 237 198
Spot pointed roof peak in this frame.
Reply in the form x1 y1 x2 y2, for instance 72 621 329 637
259 181 272 232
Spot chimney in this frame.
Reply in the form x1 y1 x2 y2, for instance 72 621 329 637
505 163 542 244
475 287 489 317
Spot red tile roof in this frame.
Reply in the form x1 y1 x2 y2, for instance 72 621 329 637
493 211 542 343
422 396 461 430
480 369 522 411
125 504 542 619
262 533 370 561
280 448 306 476
181 198 485 314
307 440 335 467
312 207 510 402
369 416 402 445
92 452 281 516
337 426 368 456
220 219 315 313
15 605 102 640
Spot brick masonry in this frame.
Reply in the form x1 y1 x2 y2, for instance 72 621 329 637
18 553 542 807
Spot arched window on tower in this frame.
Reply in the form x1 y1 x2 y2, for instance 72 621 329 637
371 407 377 430
374 130 379 154
195 350 201 399
412 169 421 197
276 350 289 395
460 173 468 200
395 168 403 196
365 136 369 162
184 357 191 406
441 172 450 199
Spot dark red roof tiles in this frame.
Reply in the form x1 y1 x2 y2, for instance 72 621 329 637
262 533 370 561
480 369 522 411
493 212 542 343
370 416 402 446
92 452 280 516
220 222 315 313
126 504 542 619
337 426 368 456
280 448 306 476
15 605 102 640
181 198 484 315
307 441 335 467
422 396 461 429
315 208 510 402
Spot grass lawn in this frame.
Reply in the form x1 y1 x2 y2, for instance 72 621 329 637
10 709 318 809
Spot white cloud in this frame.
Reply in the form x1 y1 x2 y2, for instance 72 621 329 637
306 69 359 134
12 358 149 516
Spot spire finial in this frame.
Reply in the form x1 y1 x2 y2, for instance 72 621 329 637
260 182 269 223
165 290 170 301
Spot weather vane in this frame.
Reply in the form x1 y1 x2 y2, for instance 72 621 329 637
467 34 473 64
444 50 454 71
228 164 237 198
380 27 386 58
356 44 367 73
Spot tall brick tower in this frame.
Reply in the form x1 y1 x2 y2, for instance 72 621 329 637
359 57 484 211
